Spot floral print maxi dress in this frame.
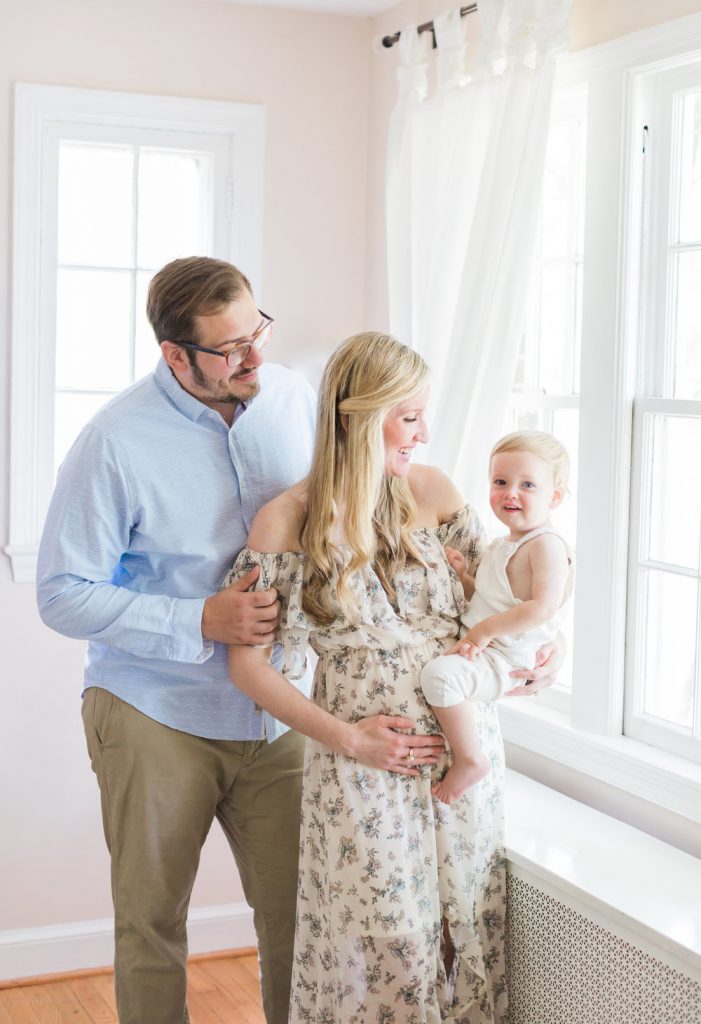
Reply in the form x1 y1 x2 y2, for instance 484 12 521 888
226 507 508 1024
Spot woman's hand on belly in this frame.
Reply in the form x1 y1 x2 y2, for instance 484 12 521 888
346 715 446 775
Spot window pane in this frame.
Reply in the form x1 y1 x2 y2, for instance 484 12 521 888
538 263 577 394
678 91 701 244
649 414 701 569
54 391 116 473
134 270 159 380
518 87 585 400
137 150 211 269
674 250 701 399
58 143 134 268
540 87 587 261
55 268 132 391
641 568 696 728
551 408 579 542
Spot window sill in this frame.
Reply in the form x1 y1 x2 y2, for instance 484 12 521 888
4 544 37 583
499 699 701 824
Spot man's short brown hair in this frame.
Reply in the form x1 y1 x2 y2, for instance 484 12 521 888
147 257 253 345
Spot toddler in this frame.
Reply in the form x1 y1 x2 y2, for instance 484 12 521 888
420 430 574 803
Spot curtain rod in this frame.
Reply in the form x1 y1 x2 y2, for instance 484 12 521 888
381 4 478 49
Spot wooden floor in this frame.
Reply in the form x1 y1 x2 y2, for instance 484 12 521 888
0 954 265 1024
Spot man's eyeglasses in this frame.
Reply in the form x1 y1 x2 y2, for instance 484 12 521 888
174 311 274 368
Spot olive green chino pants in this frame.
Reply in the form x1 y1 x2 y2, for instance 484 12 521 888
82 688 304 1024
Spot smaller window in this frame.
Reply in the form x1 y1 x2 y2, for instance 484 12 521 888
6 84 264 582
54 139 215 470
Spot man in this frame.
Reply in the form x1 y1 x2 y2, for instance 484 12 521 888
36 257 444 1024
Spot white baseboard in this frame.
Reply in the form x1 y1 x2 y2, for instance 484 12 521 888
0 902 256 983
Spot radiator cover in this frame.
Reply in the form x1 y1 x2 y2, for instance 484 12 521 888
506 869 701 1024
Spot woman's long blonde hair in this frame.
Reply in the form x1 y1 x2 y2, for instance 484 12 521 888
301 332 430 625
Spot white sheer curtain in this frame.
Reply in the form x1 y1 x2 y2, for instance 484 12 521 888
387 0 570 511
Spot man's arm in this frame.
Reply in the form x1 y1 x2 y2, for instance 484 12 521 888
37 425 277 661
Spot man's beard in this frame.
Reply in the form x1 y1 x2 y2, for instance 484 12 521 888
190 360 260 403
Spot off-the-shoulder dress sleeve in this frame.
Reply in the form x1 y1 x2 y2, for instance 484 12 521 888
222 547 311 681
436 504 486 577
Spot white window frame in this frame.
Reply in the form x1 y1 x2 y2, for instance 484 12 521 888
626 399 701 762
6 84 264 583
498 14 701 823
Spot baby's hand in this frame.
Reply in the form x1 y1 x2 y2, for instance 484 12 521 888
461 626 492 657
443 636 486 661
444 545 467 577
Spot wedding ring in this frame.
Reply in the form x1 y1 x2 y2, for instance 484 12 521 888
406 747 416 762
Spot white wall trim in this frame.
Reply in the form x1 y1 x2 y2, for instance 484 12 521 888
500 701 701 824
5 83 265 584
558 10 701 80
0 901 255 983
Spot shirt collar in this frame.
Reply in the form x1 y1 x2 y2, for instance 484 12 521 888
153 356 249 426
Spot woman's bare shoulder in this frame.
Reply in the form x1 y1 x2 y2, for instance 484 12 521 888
409 464 465 525
247 480 308 554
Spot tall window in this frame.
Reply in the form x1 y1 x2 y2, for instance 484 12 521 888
499 25 701 823
6 85 264 582
626 64 701 763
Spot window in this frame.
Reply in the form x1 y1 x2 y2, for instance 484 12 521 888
499 21 701 822
6 84 264 582
626 64 701 763
54 137 217 470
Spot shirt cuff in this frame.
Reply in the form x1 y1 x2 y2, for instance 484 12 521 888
169 597 214 664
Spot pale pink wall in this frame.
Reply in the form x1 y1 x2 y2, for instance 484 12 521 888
0 0 372 932
568 0 701 48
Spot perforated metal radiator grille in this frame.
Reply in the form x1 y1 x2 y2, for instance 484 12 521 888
505 872 701 1024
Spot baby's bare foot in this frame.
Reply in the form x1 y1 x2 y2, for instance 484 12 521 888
431 754 490 804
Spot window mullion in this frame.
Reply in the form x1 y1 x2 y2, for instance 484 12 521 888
570 64 632 737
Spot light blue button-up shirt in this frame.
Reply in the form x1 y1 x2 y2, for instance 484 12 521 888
37 357 317 740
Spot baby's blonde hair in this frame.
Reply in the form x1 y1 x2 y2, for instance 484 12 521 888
490 430 570 492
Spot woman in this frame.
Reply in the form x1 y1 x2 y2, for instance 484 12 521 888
227 333 554 1023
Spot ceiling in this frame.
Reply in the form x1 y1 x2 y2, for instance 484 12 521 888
213 0 399 15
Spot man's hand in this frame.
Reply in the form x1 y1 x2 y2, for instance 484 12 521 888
202 566 280 645
505 637 564 697
345 716 446 776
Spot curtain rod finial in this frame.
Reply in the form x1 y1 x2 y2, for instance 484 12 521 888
372 33 395 54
